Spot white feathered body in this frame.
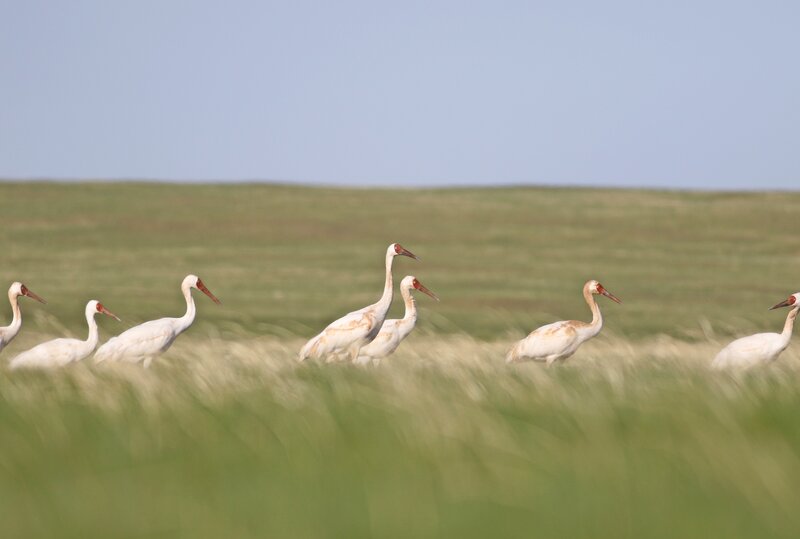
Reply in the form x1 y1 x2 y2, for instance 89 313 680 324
355 317 416 365
712 332 788 369
300 303 387 362
10 337 96 369
507 320 599 364
0 326 18 354
94 317 187 365
9 300 106 370
712 306 797 369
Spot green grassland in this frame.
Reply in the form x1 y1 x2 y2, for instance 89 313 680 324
1 182 800 538
1 182 799 340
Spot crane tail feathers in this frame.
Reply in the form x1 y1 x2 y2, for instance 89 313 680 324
505 344 520 364
298 334 321 362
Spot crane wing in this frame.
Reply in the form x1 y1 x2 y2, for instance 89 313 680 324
511 321 582 362
10 338 85 369
373 319 401 341
713 332 782 368
357 319 402 359
95 318 179 363
300 308 379 360
0 329 11 352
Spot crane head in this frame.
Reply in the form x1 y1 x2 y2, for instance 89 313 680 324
770 293 799 310
21 284 47 304
588 280 622 304
9 282 47 304
401 275 440 301
93 301 121 321
195 277 222 305
183 275 222 305
412 277 440 302
391 243 419 261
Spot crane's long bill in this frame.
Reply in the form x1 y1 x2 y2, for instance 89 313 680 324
197 280 222 305
600 288 622 304
770 297 797 310
399 247 419 261
101 306 121 321
415 281 440 302
22 286 47 304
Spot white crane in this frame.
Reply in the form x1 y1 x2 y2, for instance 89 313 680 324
299 243 418 362
0 282 47 354
506 279 621 365
355 275 439 365
94 274 221 368
9 300 119 370
712 292 799 369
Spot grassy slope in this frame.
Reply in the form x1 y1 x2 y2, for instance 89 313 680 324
1 182 798 341
1 183 800 538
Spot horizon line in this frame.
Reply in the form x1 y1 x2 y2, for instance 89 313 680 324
0 176 798 194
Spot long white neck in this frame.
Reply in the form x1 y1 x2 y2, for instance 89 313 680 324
177 283 197 333
779 307 798 348
4 291 22 336
401 286 417 322
374 251 395 316
584 285 603 337
84 310 100 353
396 285 418 337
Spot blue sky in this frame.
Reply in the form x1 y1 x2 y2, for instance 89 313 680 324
1 1 798 189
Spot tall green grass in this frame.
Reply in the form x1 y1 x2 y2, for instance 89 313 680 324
2 336 800 538
1 183 799 538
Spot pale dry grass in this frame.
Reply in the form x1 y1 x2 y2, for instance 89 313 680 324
4 330 799 418
2 331 800 538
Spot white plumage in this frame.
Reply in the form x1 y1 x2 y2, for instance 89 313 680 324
506 280 621 365
299 243 418 363
355 275 439 365
712 293 799 369
0 282 47 354
94 274 220 368
10 300 118 370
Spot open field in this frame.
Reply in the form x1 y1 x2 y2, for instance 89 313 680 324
1 183 800 538
1 182 799 340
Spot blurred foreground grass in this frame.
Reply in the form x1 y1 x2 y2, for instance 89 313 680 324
2 336 800 538
1 183 800 538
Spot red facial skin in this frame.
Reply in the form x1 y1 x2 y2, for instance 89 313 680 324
393 244 419 260
96 302 121 321
596 283 622 304
770 295 797 310
412 278 439 301
20 284 46 304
